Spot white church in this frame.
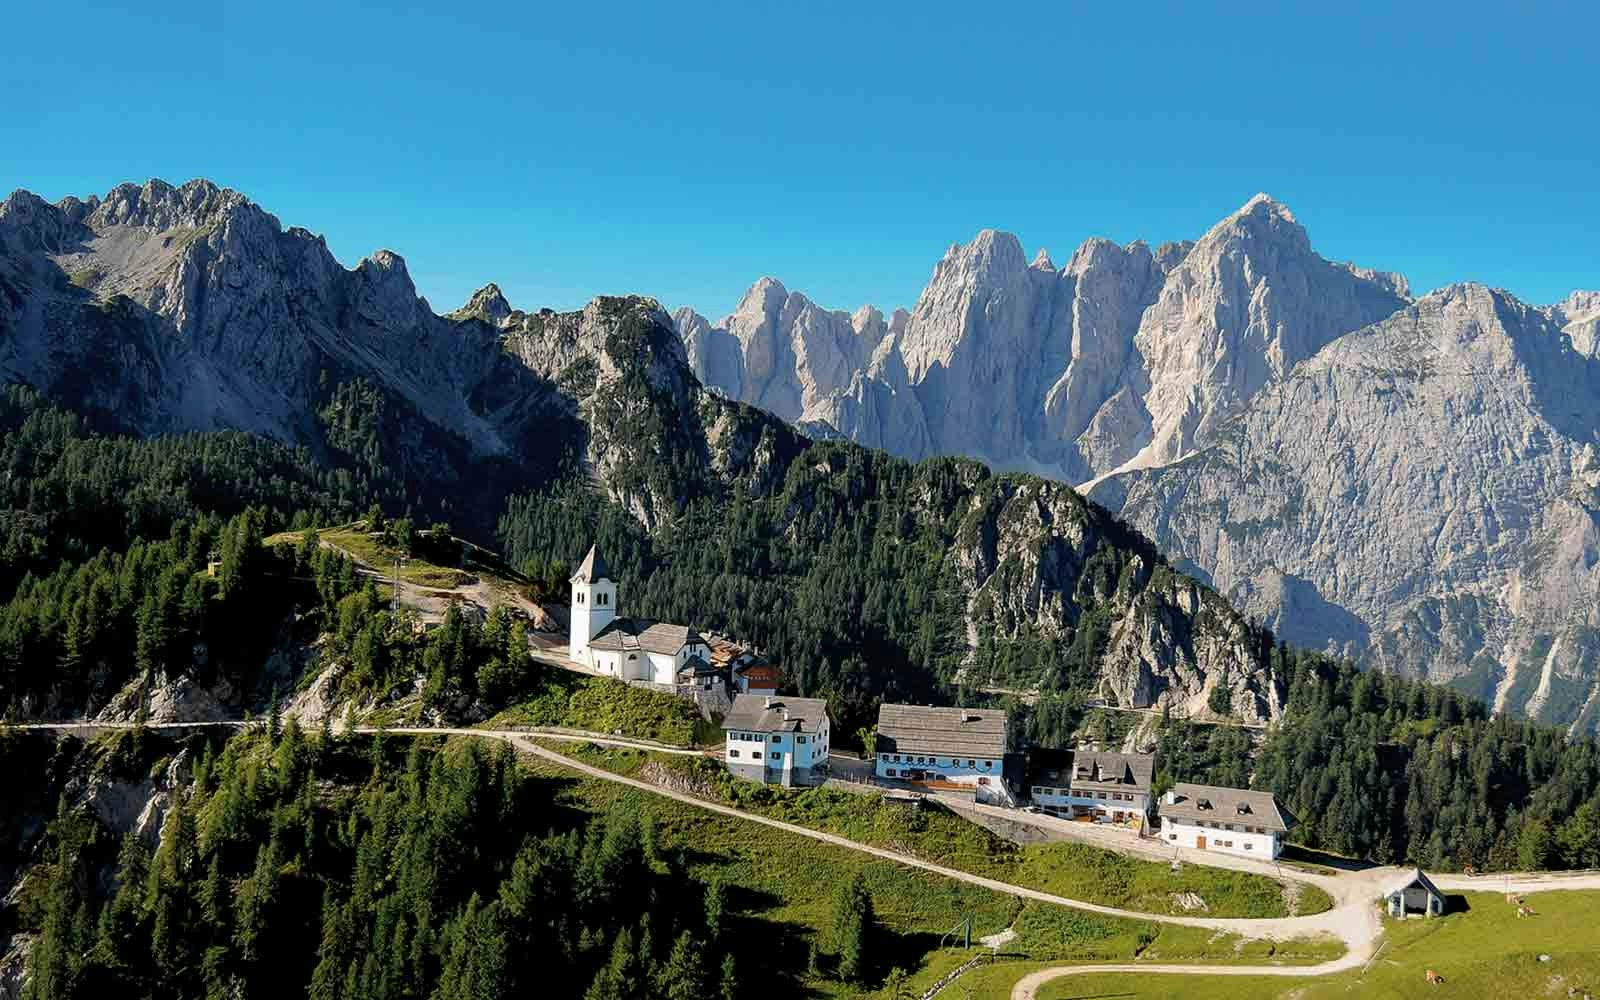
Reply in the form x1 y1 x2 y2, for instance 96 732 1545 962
568 545 712 685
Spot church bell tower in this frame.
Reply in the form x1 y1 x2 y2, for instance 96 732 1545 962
569 545 617 662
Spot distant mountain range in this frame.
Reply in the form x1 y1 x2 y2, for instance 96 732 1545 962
673 197 1600 732
0 178 1300 725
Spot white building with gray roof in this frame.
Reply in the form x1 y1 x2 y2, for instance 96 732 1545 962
1157 782 1296 859
1030 750 1154 825
568 545 710 684
873 704 1008 793
722 694 831 787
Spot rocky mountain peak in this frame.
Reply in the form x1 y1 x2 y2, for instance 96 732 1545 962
933 228 1028 283
455 282 514 327
1199 191 1311 255
89 178 267 233
1031 248 1056 271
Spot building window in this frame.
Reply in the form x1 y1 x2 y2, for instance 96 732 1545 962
770 752 780 760
771 736 781 743
886 769 896 777
797 736 807 744
1097 792 1106 799
982 760 991 768
728 750 738 758
1244 843 1253 850
1032 787 1043 796
967 760 976 767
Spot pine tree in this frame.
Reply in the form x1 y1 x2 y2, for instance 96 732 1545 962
829 872 875 983
658 931 707 1000
718 953 738 1000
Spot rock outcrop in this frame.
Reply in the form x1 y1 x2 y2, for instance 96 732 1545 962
1090 283 1600 729
675 194 1406 486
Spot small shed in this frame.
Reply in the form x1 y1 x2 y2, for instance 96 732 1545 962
1383 868 1445 918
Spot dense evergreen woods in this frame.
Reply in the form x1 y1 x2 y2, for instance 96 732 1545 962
0 386 371 592
1147 654 1600 872
7 726 750 1000
7 370 1600 1000
497 448 1173 733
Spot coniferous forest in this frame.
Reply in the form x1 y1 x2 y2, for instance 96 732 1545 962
5 371 1600 997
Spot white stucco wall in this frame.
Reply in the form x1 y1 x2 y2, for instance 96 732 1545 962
874 753 1000 785
1160 817 1282 859
569 578 617 660
724 717 830 772
1032 788 1148 817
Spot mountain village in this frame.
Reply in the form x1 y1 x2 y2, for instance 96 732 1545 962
559 543 1298 861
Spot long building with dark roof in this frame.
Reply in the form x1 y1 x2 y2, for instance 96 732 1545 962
872 703 1008 792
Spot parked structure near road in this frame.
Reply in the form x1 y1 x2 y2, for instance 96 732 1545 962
873 704 1008 795
723 694 831 787
1028 749 1154 825
1157 782 1294 859
567 545 711 684
1383 868 1445 918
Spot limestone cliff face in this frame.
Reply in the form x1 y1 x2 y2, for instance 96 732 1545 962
941 474 1281 722
674 194 1405 486
0 179 793 529
1123 195 1409 470
1090 284 1600 731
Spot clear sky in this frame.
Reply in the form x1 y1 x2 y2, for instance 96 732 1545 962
4 1 1595 320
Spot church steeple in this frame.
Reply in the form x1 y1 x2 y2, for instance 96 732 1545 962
571 544 611 585
569 544 617 663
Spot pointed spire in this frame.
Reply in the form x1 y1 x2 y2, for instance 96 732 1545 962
571 544 611 583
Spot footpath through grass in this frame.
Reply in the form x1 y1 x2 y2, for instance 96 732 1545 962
506 743 1338 1000
1024 889 1600 1000
536 741 1331 920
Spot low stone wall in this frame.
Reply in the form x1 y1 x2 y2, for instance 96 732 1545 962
936 800 1070 845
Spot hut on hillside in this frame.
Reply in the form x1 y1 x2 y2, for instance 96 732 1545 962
1383 868 1445 918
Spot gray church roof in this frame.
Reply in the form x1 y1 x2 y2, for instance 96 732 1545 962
588 618 704 655
571 545 611 584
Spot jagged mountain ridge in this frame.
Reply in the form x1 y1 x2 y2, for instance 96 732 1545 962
0 177 1295 724
674 194 1410 483
674 202 1600 731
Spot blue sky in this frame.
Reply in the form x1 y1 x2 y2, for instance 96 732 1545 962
4 1 1595 320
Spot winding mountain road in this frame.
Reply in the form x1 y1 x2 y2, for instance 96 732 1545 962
16 719 1600 999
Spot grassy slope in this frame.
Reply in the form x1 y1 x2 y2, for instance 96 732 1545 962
534 742 1330 919
484 675 706 746
1024 890 1600 1000
509 745 1339 1000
